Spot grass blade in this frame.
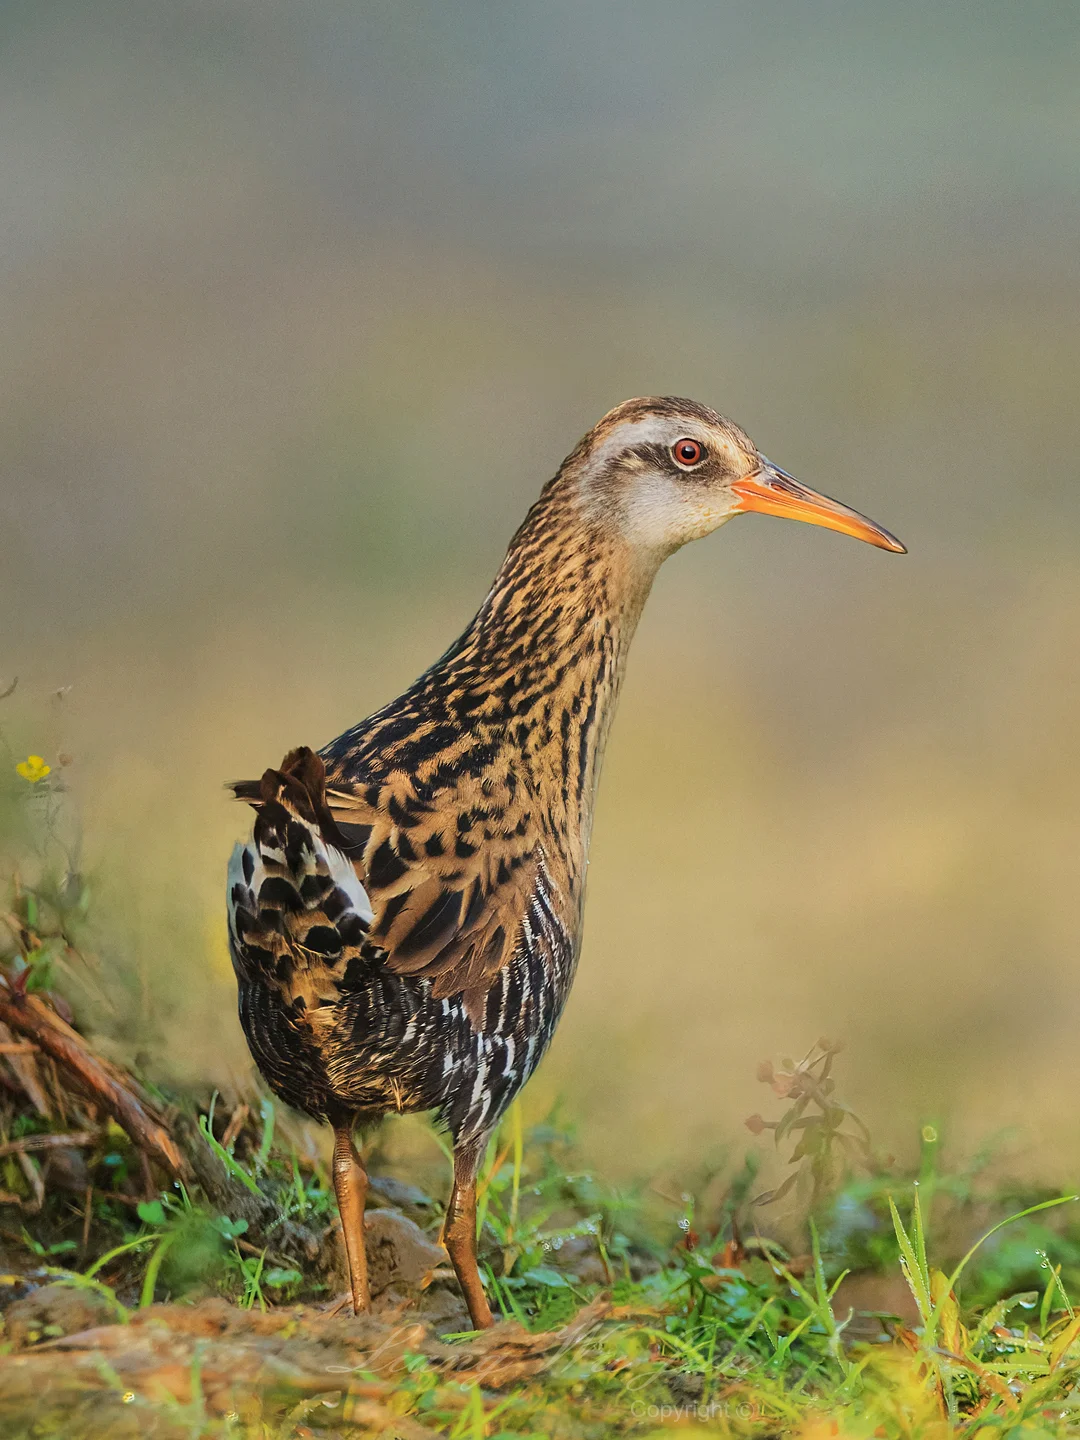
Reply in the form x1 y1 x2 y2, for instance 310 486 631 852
889 1192 933 1326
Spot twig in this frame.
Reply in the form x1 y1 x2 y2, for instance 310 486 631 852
0 1130 97 1158
235 1237 291 1267
81 1184 93 1254
0 988 188 1180
47 1056 69 1124
16 1151 44 1212
0 1019 51 1118
221 1103 250 1153
138 1150 154 1202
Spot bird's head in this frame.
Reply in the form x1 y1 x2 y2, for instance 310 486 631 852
571 396 905 559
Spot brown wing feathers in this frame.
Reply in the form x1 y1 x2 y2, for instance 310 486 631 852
231 747 541 1004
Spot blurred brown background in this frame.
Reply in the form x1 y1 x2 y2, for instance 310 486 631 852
3 1 1079 1182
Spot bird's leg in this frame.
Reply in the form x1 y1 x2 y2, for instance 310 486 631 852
331 1119 370 1314
443 1136 494 1330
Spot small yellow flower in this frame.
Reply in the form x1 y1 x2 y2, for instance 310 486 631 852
15 755 51 784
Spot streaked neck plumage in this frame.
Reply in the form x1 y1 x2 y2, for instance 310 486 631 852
330 462 663 902
445 471 659 861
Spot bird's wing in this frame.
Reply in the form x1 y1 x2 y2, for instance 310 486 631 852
233 747 545 1008
323 765 543 1005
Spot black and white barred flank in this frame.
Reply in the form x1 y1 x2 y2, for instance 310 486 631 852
227 779 572 1144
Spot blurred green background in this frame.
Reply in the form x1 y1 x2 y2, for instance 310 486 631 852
3 1 1079 1182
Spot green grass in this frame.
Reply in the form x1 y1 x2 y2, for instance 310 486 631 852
6 713 1080 1435
8 1086 1080 1438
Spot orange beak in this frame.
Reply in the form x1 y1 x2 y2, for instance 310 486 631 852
731 458 906 554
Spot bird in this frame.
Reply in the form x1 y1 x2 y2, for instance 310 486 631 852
225 395 904 1328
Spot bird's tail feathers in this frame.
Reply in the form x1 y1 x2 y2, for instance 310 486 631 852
227 748 374 987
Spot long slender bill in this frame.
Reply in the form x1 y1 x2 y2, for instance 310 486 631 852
731 459 906 554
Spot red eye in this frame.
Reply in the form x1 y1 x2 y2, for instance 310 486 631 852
672 438 703 467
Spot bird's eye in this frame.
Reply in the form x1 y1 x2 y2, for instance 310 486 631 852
672 438 703 467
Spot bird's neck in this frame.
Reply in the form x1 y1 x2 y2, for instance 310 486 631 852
437 481 660 877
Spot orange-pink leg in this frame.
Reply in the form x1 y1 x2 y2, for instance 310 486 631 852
443 1138 493 1329
331 1121 370 1313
